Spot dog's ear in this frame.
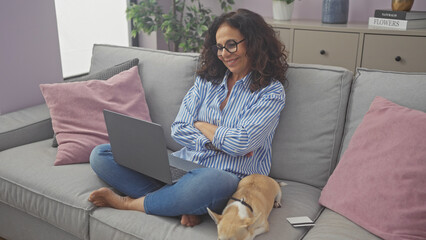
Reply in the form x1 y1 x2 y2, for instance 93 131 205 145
207 208 222 225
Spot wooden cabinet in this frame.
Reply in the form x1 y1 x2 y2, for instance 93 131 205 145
269 20 426 73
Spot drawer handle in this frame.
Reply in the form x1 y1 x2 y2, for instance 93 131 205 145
320 50 326 55
395 56 402 62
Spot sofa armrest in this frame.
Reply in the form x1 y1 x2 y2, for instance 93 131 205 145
0 103 53 151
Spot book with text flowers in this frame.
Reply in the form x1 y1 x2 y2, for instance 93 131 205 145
368 17 426 30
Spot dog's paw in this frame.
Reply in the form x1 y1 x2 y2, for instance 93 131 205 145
273 201 282 208
278 181 288 187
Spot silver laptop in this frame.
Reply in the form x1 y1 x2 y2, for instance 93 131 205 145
103 109 204 185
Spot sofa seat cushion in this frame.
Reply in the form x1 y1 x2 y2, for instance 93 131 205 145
0 139 107 240
303 209 381 240
89 181 322 240
0 202 82 240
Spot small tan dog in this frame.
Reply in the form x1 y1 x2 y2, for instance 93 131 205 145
208 174 286 240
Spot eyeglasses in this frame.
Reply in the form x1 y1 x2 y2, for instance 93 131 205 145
212 39 245 56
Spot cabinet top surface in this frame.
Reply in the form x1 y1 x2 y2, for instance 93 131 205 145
268 19 426 36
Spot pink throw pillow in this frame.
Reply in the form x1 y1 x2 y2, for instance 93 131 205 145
40 66 151 165
319 96 426 240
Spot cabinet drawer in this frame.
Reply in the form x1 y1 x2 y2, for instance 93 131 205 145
276 28 292 60
293 30 359 72
362 34 426 72
276 28 291 46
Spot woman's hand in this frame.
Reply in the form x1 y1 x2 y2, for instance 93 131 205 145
193 121 218 142
194 121 254 157
245 151 254 157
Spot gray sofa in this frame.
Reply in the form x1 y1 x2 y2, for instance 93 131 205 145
1 44 425 240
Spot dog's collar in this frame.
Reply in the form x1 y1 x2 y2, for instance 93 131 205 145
230 197 253 213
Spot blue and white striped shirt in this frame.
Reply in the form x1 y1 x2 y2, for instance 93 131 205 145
171 71 285 178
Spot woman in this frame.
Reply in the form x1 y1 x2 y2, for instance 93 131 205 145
88 9 288 227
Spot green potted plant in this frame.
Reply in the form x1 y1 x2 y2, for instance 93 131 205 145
126 0 234 52
272 0 296 21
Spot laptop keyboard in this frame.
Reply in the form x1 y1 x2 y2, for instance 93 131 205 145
169 165 188 181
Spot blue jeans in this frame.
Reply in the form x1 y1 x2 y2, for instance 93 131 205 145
89 144 240 216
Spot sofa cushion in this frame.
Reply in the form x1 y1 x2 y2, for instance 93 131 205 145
270 64 353 188
89 44 199 151
40 66 151 165
89 181 322 240
0 103 52 151
66 58 139 83
51 58 140 147
303 209 382 240
339 68 426 158
0 139 107 240
320 96 426 240
0 202 81 240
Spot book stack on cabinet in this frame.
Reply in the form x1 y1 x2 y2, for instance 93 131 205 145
369 10 426 30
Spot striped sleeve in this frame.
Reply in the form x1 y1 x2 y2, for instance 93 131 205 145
171 77 210 151
212 82 285 157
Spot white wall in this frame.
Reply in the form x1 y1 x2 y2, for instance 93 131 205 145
55 0 130 77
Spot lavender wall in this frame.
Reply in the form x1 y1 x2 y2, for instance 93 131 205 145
0 0 62 115
234 0 426 23
292 0 426 23
2 0 425 114
147 0 426 50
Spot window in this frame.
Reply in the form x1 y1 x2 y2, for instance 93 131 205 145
54 0 130 78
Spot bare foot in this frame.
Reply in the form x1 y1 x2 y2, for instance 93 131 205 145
88 187 145 212
181 214 201 227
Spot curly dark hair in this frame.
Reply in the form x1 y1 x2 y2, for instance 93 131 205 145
197 9 288 91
